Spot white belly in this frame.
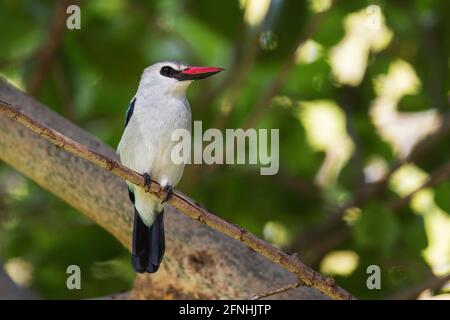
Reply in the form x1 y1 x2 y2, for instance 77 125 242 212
117 96 191 225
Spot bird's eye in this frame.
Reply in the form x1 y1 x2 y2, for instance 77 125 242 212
160 66 173 77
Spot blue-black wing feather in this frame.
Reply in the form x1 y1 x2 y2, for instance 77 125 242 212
128 186 135 204
125 97 136 128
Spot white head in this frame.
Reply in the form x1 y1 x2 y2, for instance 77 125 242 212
138 61 223 97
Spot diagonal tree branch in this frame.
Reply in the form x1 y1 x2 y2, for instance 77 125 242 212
0 96 352 299
290 112 450 261
26 0 79 96
294 154 450 268
242 1 335 129
184 2 336 187
387 274 450 300
388 159 450 211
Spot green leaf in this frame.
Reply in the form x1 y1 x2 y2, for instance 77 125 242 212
434 181 450 215
353 203 400 256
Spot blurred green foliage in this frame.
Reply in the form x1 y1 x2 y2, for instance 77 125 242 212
0 0 449 299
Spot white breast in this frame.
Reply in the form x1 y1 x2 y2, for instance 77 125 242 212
117 93 191 187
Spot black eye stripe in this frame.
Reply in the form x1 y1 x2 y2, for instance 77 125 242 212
160 66 180 78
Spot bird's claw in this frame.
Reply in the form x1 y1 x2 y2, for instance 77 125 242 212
161 184 173 204
143 173 172 202
143 173 152 192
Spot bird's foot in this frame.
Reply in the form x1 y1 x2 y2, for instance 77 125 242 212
160 184 173 204
143 172 152 192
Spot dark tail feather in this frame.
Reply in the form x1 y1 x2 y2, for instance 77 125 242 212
131 208 149 273
147 210 165 273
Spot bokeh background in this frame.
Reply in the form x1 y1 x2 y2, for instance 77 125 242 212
0 0 449 299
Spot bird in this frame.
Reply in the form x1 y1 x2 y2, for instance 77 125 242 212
117 61 223 273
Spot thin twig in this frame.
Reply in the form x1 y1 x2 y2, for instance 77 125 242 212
0 55 32 69
273 169 321 199
26 0 79 95
242 2 335 129
0 100 353 300
184 3 336 187
387 274 450 300
209 18 266 129
388 159 450 211
250 281 303 300
184 14 268 186
290 113 450 256
294 155 450 267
